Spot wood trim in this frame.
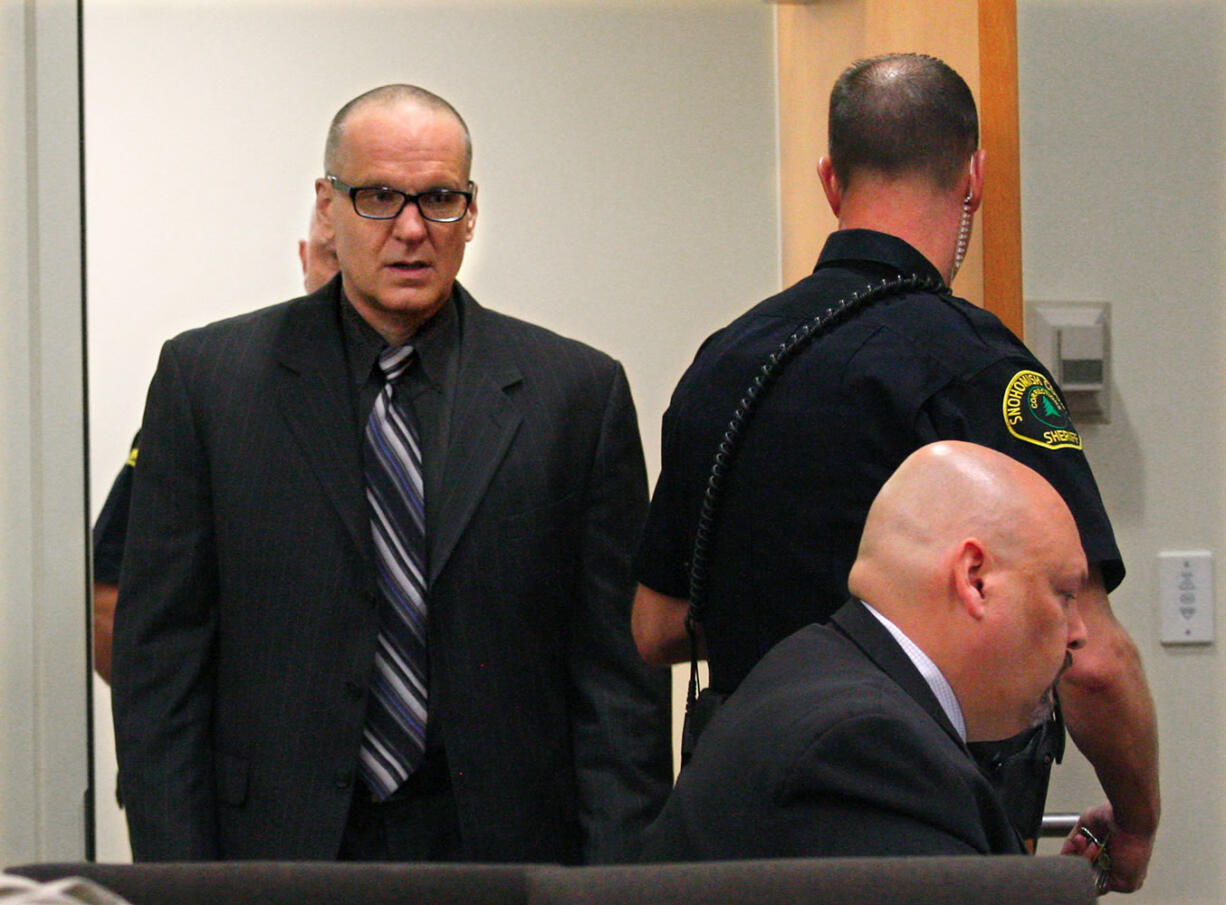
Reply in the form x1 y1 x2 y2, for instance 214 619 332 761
978 0 1024 337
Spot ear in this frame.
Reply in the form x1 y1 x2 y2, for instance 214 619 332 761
297 239 308 275
965 148 986 213
464 182 478 243
818 157 842 217
952 537 989 619
314 178 333 228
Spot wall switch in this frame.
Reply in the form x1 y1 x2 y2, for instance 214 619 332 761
1159 551 1214 645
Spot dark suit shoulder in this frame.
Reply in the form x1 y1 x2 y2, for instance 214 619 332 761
721 623 940 752
164 294 319 353
155 293 347 404
644 622 1020 860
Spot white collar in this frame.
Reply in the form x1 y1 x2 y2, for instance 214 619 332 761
860 600 966 743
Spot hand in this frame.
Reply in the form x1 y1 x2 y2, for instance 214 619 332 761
1061 803 1154 894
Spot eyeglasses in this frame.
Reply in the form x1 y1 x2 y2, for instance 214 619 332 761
327 175 474 223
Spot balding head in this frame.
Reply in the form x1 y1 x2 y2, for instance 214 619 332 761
298 204 338 293
828 53 978 193
848 441 1088 741
324 84 473 179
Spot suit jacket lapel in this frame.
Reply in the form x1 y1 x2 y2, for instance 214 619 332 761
429 285 523 584
833 599 1026 855
272 285 370 563
831 599 968 753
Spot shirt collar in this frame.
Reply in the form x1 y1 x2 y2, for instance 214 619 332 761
815 228 946 286
340 289 459 388
860 599 967 742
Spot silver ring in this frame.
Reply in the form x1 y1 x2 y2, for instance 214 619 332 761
1078 826 1104 848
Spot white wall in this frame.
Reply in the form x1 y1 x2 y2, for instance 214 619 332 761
84 0 780 861
0 0 90 866
1019 2 1224 901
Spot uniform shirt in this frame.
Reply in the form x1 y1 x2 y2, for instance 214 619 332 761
634 229 1122 695
93 433 140 584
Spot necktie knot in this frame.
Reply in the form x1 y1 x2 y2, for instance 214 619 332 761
378 344 415 384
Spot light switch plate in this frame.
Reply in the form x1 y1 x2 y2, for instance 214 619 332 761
1159 551 1214 645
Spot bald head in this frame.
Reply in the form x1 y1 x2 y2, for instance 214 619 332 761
298 205 338 293
851 442 1071 596
848 441 1088 741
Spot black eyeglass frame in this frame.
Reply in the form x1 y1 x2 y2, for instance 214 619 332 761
326 175 475 223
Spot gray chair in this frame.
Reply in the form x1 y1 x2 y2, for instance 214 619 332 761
527 856 1095 905
4 861 531 905
6 856 1095 905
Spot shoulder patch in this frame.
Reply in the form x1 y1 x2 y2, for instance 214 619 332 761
1002 370 1082 450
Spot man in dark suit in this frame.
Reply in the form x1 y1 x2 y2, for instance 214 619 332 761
643 441 1092 861
112 84 672 864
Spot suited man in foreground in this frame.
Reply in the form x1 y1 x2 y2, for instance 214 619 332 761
112 84 672 863
643 441 1094 861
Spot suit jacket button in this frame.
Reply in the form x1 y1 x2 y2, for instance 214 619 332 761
334 769 353 790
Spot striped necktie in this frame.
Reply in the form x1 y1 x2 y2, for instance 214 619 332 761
359 343 428 799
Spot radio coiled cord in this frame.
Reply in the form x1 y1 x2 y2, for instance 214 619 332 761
683 273 946 721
